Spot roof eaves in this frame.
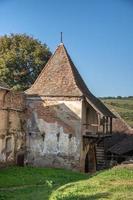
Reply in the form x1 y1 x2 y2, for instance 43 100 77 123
86 96 103 115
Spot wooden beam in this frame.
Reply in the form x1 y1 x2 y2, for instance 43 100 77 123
106 116 108 133
103 116 105 134
110 117 112 133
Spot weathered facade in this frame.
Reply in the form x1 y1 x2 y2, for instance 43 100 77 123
0 83 25 166
2 43 131 172
25 43 116 172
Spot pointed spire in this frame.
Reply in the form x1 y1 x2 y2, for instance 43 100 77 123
60 32 63 43
26 43 116 118
26 43 82 97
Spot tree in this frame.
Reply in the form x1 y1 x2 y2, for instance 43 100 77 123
117 96 122 99
0 34 52 90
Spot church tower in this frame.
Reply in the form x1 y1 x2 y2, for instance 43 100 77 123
26 43 115 172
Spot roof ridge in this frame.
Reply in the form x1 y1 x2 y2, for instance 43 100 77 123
60 44 83 95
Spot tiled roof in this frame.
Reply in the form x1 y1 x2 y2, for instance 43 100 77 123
104 113 133 153
108 135 133 155
26 43 82 97
111 111 133 134
26 43 115 117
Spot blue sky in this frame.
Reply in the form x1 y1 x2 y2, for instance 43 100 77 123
0 0 133 97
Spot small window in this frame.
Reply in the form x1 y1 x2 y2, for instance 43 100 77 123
6 137 12 153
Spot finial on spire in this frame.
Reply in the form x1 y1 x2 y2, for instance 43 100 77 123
60 32 63 43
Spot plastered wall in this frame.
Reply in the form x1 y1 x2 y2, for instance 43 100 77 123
26 97 82 170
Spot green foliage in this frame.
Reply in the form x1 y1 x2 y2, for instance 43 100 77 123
100 96 133 100
0 166 132 200
0 34 51 90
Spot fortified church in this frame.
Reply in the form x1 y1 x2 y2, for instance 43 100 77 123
0 43 132 172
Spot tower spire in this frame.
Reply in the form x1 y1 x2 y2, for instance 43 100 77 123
60 32 63 43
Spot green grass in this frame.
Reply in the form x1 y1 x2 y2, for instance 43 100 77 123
0 166 133 200
101 98 133 128
0 167 87 200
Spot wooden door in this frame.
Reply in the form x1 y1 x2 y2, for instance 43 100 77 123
85 145 96 173
16 153 24 166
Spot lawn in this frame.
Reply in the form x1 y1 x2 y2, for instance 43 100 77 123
101 98 133 128
0 165 133 200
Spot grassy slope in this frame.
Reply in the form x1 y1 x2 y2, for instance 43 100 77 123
101 98 133 128
0 166 133 200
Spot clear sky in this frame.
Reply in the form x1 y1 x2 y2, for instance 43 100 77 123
0 0 133 97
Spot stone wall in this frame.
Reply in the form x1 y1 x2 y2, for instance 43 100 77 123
0 89 25 166
26 96 82 171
